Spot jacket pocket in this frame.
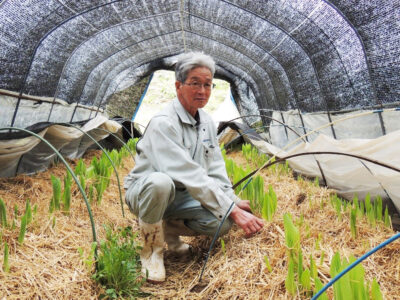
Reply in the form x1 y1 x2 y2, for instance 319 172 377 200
203 143 215 166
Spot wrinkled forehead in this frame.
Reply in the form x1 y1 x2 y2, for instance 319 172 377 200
186 67 213 81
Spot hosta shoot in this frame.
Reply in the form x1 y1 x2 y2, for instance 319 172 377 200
3 242 9 272
25 199 32 225
223 153 277 220
126 138 138 154
264 255 272 273
220 238 226 257
384 206 391 228
350 208 357 239
18 215 27 245
283 213 300 254
285 257 296 295
62 172 72 213
314 277 328 300
0 198 7 228
329 252 383 300
50 175 62 211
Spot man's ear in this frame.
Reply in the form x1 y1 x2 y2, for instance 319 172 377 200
175 81 182 97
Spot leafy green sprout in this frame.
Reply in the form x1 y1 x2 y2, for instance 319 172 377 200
3 242 9 272
78 242 97 271
329 252 384 300
0 198 7 228
92 225 148 299
220 238 226 257
18 215 27 245
222 146 278 220
264 255 272 273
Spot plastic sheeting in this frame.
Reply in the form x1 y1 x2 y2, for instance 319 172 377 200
269 108 400 149
220 123 400 214
0 116 122 177
0 90 107 128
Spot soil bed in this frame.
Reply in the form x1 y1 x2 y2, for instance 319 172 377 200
0 149 398 299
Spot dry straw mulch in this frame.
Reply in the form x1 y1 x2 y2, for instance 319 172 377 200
0 149 399 299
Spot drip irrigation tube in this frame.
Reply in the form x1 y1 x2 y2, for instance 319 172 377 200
198 150 400 289
197 108 400 290
60 123 126 217
0 127 98 264
312 232 400 300
197 201 235 284
232 151 400 189
220 114 306 142
235 107 400 197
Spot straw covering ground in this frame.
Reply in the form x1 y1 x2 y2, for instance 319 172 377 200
0 150 399 299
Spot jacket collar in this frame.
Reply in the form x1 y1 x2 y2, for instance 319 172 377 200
173 98 205 126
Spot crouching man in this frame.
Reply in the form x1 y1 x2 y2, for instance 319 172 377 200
124 52 264 282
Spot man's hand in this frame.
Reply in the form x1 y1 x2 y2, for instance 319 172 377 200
236 200 252 212
229 204 264 237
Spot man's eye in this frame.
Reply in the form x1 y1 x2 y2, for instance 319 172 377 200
193 82 201 87
204 83 211 88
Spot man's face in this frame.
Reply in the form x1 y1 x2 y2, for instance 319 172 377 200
175 66 213 117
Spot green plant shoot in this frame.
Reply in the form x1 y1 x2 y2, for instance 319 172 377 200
18 215 27 245
25 199 32 225
51 175 62 210
3 242 9 272
264 255 272 273
0 198 7 228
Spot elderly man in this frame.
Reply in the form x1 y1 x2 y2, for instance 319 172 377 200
124 52 264 282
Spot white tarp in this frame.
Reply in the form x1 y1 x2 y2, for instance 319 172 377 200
252 130 400 213
0 91 107 128
217 108 400 213
0 116 122 177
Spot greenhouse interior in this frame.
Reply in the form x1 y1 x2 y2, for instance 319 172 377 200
0 0 399 299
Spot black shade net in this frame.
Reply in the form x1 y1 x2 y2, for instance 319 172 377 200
0 0 399 128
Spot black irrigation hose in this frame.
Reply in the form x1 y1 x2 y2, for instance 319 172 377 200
222 125 272 148
220 114 306 142
232 151 400 189
197 150 400 288
59 123 126 218
0 127 98 265
197 109 400 287
221 125 324 150
197 202 235 284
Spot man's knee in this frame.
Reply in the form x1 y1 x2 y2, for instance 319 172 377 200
189 217 233 237
125 172 175 223
144 172 175 199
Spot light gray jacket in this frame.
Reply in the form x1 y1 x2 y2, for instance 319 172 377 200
124 98 240 220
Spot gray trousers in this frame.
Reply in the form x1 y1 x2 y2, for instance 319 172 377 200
125 172 233 236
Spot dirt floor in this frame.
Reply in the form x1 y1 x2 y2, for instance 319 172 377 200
0 149 399 299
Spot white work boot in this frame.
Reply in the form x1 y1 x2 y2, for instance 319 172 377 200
163 219 198 255
139 219 165 283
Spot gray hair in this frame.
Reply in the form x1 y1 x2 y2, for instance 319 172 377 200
175 52 216 82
